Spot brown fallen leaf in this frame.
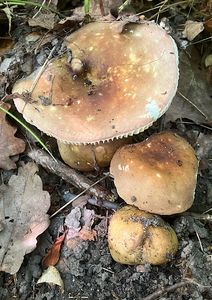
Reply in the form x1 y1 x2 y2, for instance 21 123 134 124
28 13 59 30
79 228 97 241
42 230 67 268
0 162 50 274
28 0 58 30
0 104 25 170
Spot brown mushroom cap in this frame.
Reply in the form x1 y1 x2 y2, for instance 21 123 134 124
110 132 198 215
13 21 178 144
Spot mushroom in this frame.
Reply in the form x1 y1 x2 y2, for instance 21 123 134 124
110 132 198 215
12 21 178 170
108 205 178 265
57 137 133 171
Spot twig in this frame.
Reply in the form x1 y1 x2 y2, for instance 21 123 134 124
194 229 204 252
140 278 211 300
177 91 208 119
87 197 119 211
50 174 109 218
156 0 168 23
28 148 115 202
181 211 212 223
29 45 56 93
32 0 47 18
140 281 189 300
189 36 212 46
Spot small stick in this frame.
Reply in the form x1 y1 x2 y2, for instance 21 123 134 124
29 45 57 93
50 174 109 218
181 211 212 223
140 279 211 300
140 281 188 300
177 91 207 119
28 148 115 202
87 197 119 211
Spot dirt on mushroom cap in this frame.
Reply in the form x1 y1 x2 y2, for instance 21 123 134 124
110 132 199 215
12 21 178 144
108 205 178 265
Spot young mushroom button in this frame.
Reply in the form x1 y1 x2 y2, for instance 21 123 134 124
12 22 179 170
108 205 179 265
110 132 199 215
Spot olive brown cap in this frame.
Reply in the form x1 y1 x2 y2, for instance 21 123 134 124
110 132 198 215
13 22 178 144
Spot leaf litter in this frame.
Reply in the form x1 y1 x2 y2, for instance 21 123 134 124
0 103 25 170
0 162 50 274
65 206 97 250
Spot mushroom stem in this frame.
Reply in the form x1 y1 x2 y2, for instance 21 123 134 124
57 137 133 172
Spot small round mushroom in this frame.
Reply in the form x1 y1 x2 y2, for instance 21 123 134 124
12 21 178 170
108 205 178 265
57 137 132 171
110 132 198 215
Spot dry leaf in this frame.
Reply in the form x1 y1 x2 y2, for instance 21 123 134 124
28 0 58 29
79 228 97 241
0 104 25 170
183 20 204 41
37 266 64 291
0 163 50 274
42 231 67 268
28 13 58 30
65 206 96 250
165 48 212 124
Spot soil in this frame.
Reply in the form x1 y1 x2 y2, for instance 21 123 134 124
0 1 212 299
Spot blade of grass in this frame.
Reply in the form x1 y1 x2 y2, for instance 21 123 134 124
84 0 91 14
0 105 56 161
0 0 63 16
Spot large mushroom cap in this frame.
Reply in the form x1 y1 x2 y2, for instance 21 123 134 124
110 132 198 215
13 21 178 144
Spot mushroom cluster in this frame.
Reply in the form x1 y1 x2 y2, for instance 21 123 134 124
12 21 178 171
110 131 199 215
11 21 195 266
108 132 198 265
